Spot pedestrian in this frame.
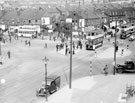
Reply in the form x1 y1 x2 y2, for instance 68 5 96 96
103 65 108 76
45 43 47 48
73 49 75 55
76 44 78 49
73 42 75 49
108 37 110 42
65 48 68 55
49 36 51 40
65 43 68 49
9 36 11 43
69 49 70 54
67 48 69 56
28 41 31 46
121 49 124 56
127 45 129 49
25 40 27 45
56 44 58 51
7 50 11 59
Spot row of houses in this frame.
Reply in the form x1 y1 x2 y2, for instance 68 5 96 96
0 2 135 28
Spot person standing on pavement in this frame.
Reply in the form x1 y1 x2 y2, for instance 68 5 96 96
28 41 31 46
65 47 68 55
103 65 108 76
7 50 11 59
25 40 27 45
56 44 58 51
44 43 47 48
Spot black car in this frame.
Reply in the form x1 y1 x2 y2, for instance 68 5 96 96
36 75 61 97
116 61 135 73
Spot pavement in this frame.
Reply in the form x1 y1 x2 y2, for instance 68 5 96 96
38 45 134 103
39 74 135 103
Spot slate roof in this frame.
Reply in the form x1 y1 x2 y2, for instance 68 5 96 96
68 11 83 19
2 10 18 20
19 8 45 20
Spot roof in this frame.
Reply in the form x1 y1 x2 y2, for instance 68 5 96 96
19 8 45 20
2 10 19 20
68 11 83 19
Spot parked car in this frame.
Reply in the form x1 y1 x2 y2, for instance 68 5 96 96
36 75 61 97
116 61 135 73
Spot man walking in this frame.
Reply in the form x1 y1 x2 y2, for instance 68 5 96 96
25 40 27 45
7 50 11 59
28 41 31 46
56 44 58 51
103 65 108 76
44 43 47 48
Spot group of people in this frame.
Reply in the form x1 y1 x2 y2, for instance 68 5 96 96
56 44 64 52
56 40 83 55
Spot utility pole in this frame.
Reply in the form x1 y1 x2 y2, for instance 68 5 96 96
69 11 76 89
113 18 117 75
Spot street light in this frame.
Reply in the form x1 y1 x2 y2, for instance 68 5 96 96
43 56 49 102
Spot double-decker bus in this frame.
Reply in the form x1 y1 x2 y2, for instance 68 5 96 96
120 25 135 39
17 25 39 38
85 30 104 50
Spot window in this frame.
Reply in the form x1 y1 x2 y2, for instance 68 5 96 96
92 32 95 36
29 20 31 23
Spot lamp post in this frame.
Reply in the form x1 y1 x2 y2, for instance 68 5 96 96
43 56 49 101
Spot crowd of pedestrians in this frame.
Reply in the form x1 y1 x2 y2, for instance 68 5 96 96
56 40 83 55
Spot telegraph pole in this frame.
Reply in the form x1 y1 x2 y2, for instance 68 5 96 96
113 18 117 75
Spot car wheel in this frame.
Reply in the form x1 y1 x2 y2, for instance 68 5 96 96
117 69 123 73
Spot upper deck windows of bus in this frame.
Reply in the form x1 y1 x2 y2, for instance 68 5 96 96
92 32 95 36
19 31 35 34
